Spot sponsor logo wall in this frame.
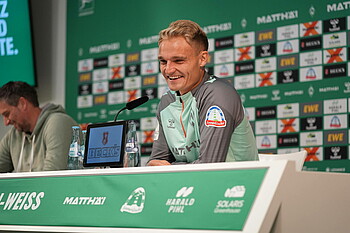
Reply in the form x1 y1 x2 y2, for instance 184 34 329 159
236 16 350 164
67 1 350 168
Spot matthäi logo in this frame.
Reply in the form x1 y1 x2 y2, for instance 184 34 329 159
165 187 195 213
120 187 145 214
213 186 245 214
63 196 106 206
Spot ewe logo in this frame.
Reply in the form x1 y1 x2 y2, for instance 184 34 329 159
120 187 146 214
166 187 195 213
214 186 246 214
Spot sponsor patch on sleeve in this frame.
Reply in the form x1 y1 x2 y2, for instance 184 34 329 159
205 106 227 127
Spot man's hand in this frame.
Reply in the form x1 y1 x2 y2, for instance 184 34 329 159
147 160 171 166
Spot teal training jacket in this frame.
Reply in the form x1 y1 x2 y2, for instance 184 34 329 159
149 72 258 164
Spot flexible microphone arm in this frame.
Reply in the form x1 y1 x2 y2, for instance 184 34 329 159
114 96 149 122
114 106 127 122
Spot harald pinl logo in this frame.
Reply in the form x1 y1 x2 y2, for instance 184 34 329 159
225 185 246 198
176 187 194 197
166 187 195 213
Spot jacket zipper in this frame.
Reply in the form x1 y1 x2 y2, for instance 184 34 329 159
179 96 187 138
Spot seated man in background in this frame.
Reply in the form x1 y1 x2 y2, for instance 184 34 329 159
0 81 77 172
148 20 258 166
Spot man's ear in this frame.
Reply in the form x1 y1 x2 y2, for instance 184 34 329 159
17 97 28 111
199 51 209 67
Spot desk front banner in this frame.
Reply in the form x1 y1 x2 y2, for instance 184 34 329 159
0 168 267 231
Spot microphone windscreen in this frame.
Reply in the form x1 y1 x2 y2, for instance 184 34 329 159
126 96 149 110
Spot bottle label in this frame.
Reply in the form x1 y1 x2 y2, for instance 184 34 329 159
125 142 135 148
69 142 79 157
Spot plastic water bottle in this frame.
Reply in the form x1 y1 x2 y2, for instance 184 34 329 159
68 126 82 170
124 121 141 167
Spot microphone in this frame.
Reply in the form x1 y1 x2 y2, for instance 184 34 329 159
126 95 149 110
114 96 149 122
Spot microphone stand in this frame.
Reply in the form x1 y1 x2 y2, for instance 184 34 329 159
114 106 126 122
114 96 149 122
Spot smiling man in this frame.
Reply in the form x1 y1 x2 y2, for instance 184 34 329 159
0 81 77 172
147 20 258 166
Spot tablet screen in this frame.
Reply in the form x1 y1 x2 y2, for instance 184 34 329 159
83 121 127 167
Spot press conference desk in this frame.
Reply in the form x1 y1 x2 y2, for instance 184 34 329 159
0 161 349 233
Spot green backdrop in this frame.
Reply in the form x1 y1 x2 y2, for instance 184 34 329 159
66 0 350 172
0 0 36 86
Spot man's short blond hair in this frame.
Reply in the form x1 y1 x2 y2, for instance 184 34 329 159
158 20 208 52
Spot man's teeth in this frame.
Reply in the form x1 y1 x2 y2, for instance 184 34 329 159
168 76 181 80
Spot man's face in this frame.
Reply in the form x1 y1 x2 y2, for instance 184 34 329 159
0 100 29 132
158 36 208 95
